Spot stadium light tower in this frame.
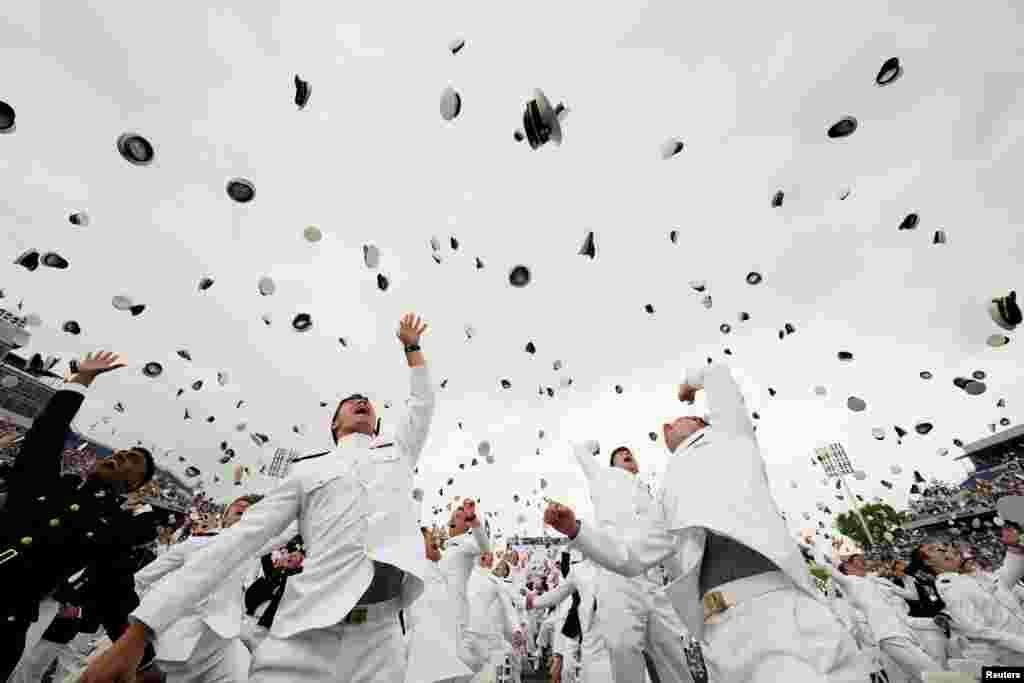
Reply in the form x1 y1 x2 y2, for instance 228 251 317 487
814 442 875 546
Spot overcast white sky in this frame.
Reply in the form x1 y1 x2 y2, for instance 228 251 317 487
1 1 1023 539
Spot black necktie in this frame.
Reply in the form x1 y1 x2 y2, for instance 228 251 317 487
561 590 582 640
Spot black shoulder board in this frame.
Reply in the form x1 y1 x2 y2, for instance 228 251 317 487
371 442 395 450
292 451 331 463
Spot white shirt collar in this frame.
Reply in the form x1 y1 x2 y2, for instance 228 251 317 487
335 432 374 451
131 504 153 516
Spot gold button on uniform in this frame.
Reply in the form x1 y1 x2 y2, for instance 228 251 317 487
20 536 32 545
69 504 80 512
49 518 61 528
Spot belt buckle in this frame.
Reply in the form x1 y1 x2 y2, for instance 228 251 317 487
0 548 17 567
347 606 368 625
702 590 731 622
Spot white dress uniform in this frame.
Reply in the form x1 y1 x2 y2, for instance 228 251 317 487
570 364 871 683
437 526 493 681
827 568 940 683
405 560 474 683
133 530 294 683
132 364 436 683
934 553 1024 667
468 573 521 683
572 442 692 683
527 574 583 683
469 572 518 643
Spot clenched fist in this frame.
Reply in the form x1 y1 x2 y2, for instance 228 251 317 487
463 498 480 528
543 501 578 538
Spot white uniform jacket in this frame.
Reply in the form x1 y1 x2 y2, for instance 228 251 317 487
131 362 432 643
440 526 491 627
132 364 435 641
826 569 917 643
570 363 824 640
338 364 437 612
935 555 1024 655
134 531 292 661
469 573 519 642
405 561 474 683
526 567 596 636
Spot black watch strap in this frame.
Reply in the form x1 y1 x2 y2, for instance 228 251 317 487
404 344 421 353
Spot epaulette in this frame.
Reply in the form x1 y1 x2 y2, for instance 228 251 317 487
371 442 395 450
292 451 331 463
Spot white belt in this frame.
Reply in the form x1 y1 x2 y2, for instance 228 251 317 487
702 570 793 622
342 596 402 626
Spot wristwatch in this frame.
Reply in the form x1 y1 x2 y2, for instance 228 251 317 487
403 344 421 353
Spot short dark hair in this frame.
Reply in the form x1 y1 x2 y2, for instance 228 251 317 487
330 394 373 444
135 447 155 487
330 402 343 444
609 446 631 467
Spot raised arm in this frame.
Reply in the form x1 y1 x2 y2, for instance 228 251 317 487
997 548 1024 593
682 363 755 440
939 578 1024 652
470 525 490 555
12 386 84 486
129 475 307 638
528 578 575 611
887 575 919 601
12 352 127 492
134 544 188 596
253 521 300 558
572 441 602 486
393 313 436 468
570 517 683 577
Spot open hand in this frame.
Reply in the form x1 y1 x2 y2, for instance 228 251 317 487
76 351 127 377
397 313 428 347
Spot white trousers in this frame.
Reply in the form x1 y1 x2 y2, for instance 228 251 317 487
240 616 271 655
593 572 692 683
701 587 879 683
581 627 614 683
8 637 86 683
158 625 251 683
905 618 948 671
250 612 406 683
10 598 59 678
879 637 943 683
